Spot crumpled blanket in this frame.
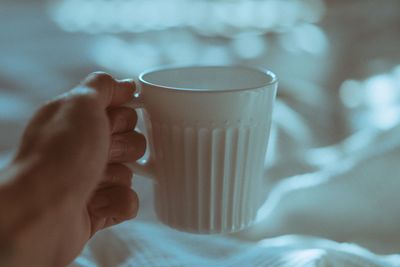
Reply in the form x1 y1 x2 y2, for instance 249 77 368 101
67 124 400 267
70 221 400 267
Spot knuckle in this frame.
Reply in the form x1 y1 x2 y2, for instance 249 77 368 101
88 72 114 84
109 110 127 131
71 93 98 107
109 164 132 180
43 98 63 110
68 95 101 120
31 100 62 124
84 72 115 105
83 72 115 95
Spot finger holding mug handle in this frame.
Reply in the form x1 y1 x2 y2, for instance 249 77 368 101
124 89 156 180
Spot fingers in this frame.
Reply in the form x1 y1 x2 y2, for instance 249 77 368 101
108 107 138 134
88 186 139 234
49 72 135 119
80 72 135 108
88 164 132 236
109 132 146 163
90 186 138 219
101 163 133 187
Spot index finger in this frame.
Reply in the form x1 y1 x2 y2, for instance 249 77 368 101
81 72 135 108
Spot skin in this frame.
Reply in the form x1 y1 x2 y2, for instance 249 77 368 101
0 72 146 267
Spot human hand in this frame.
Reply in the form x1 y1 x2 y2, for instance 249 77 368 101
0 72 145 266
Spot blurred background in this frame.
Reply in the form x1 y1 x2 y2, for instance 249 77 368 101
1 0 400 171
1 0 400 194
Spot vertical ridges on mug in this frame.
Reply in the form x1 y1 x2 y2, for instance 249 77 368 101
197 127 208 232
172 124 183 227
152 120 271 233
152 123 161 220
164 123 174 226
257 124 270 207
234 127 245 230
204 127 213 231
161 123 169 225
220 127 230 231
250 125 263 220
249 126 259 224
241 126 251 228
184 126 195 230
209 129 219 232
229 127 239 232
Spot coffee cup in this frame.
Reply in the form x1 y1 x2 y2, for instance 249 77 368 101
128 65 277 233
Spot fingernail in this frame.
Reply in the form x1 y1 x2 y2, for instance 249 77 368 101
119 78 134 83
118 79 136 90
112 115 128 133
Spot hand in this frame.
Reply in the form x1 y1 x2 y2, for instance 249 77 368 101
0 73 146 267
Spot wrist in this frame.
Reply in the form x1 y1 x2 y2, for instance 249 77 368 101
0 165 26 266
0 164 28 233
0 162 54 267
0 158 53 234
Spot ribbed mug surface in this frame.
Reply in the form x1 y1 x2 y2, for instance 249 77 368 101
136 66 277 233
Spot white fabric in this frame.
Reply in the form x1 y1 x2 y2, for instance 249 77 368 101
66 124 400 267
70 222 400 267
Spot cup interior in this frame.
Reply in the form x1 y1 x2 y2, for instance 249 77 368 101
139 66 276 92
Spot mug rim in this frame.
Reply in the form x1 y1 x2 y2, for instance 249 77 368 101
138 65 278 93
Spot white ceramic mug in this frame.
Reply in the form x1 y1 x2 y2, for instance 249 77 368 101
128 65 278 233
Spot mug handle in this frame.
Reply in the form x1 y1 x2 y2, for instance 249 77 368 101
124 91 156 180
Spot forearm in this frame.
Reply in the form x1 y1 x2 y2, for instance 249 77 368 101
0 197 15 267
0 163 56 267
0 165 26 234
0 167 23 267
0 162 43 230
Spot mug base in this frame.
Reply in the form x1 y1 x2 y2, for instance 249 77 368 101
156 213 256 235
